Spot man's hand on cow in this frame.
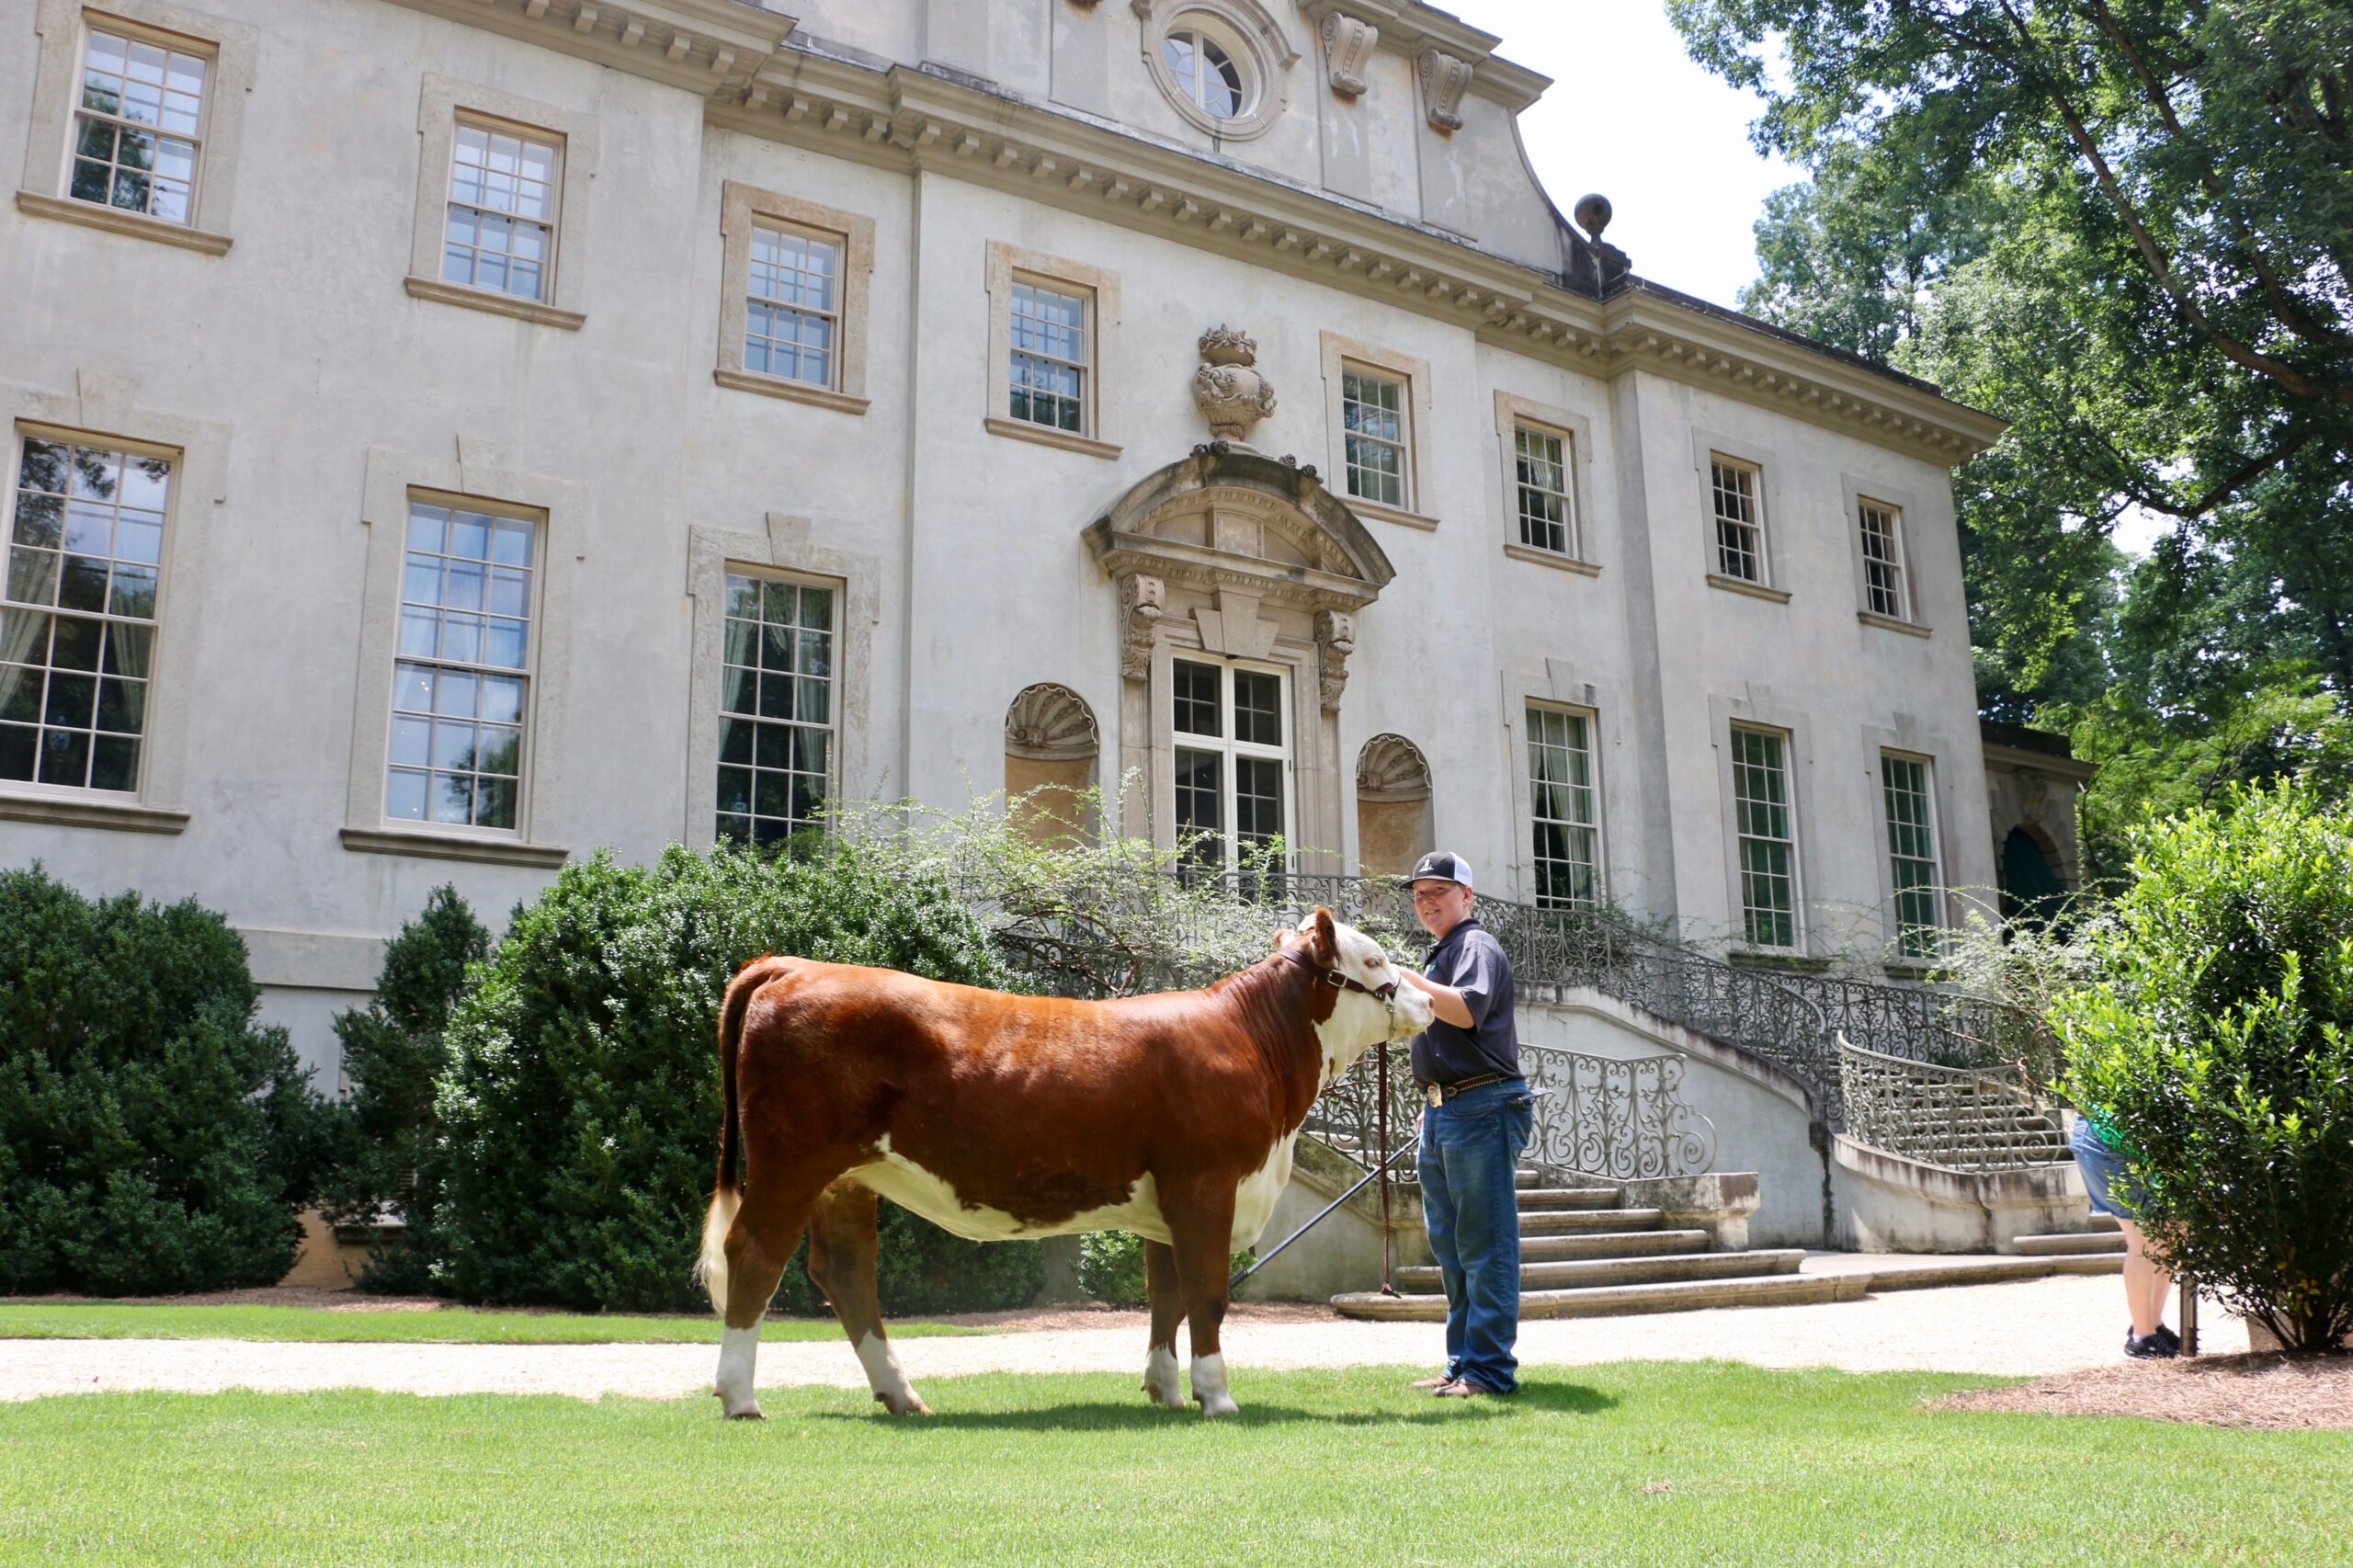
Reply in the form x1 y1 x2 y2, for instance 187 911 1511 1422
1399 968 1474 1028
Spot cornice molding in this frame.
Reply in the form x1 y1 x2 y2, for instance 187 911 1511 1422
383 0 2006 465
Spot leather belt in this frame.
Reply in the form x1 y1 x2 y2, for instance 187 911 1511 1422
1421 1071 1509 1108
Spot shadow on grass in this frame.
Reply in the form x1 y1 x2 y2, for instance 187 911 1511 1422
807 1377 1617 1431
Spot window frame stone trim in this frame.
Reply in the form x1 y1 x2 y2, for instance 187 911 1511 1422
1840 470 1925 629
984 241 1121 459
18 0 256 250
1134 0 1299 144
343 441 583 859
1496 662 1625 910
1688 426 1788 592
714 179 875 414
1492 389 1595 566
1862 722 1961 959
1709 690 1819 956
683 513 878 850
1319 331 1437 528
0 372 224 832
404 74 599 330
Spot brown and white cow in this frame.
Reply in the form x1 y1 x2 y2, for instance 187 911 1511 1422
695 906 1432 1418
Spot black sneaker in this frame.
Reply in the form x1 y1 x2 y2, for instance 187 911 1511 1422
2124 1331 2177 1359
2153 1324 2182 1352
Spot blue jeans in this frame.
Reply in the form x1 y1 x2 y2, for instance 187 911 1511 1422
1418 1078 1533 1394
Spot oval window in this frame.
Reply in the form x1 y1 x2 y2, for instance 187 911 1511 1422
1164 29 1247 120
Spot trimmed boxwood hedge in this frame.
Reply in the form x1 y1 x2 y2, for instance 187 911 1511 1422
0 866 335 1295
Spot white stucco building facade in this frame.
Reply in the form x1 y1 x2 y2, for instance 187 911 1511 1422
1 0 2009 1085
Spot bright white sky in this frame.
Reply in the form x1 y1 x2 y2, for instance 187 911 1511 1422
1447 0 1798 311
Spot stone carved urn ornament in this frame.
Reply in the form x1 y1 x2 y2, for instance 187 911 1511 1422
1192 325 1278 446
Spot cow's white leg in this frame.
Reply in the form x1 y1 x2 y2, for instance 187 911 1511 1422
715 1323 765 1419
1142 1343 1185 1409
854 1332 929 1416
1190 1352 1237 1418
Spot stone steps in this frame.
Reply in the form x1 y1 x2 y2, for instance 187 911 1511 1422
1520 1228 1714 1263
1336 1271 1861 1322
1518 1205 1665 1236
2013 1229 2127 1256
1396 1247 1805 1295
1515 1187 1622 1211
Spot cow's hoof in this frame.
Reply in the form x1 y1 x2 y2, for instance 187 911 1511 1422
1142 1383 1187 1411
1197 1395 1240 1418
875 1391 932 1416
722 1403 766 1421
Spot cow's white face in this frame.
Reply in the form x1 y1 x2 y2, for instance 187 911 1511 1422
1300 911 1435 1040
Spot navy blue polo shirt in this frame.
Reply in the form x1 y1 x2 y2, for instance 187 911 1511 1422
1408 915 1518 1085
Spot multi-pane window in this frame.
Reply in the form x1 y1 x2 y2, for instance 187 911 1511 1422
1881 754 1941 959
1164 29 1245 119
1731 725 1797 948
745 224 839 387
388 502 535 830
1172 656 1289 891
1528 706 1599 910
442 122 559 302
2 437 169 791
1008 280 1088 433
1515 425 1572 554
1859 500 1908 619
1711 458 1764 583
717 574 835 849
1343 369 1407 507
70 28 208 224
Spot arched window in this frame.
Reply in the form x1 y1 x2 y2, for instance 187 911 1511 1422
1004 683 1098 845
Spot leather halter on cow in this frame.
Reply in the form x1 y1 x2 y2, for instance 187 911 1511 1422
696 905 1433 1418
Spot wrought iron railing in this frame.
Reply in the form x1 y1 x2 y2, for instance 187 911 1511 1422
1305 1042 1719 1186
990 872 2068 1171
1836 1035 2069 1172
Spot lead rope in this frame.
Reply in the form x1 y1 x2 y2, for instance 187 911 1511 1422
1377 1039 1398 1296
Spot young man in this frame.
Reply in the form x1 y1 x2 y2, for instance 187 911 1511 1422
1393 851 1529 1399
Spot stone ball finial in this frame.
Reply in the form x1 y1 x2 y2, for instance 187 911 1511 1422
1573 193 1613 243
1193 324 1277 445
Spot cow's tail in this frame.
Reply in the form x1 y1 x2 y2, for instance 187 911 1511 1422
698 955 788 1314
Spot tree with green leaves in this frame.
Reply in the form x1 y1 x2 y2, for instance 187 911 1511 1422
1670 0 2353 871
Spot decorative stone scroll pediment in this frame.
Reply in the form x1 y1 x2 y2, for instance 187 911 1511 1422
1320 13 1378 97
1417 47 1472 131
1086 444 1393 703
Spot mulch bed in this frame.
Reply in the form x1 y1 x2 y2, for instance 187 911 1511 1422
1937 1353 2353 1431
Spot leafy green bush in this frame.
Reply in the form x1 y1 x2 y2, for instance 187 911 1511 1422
319 885 491 1294
428 842 1040 1314
0 866 335 1294
1074 1230 1253 1307
2053 782 2353 1353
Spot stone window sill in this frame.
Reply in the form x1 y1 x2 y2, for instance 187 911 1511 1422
1504 543 1600 576
1858 609 1931 639
983 416 1122 461
1707 573 1792 605
713 369 870 415
1347 497 1440 532
17 190 232 255
404 276 585 332
341 824 570 869
0 790 189 835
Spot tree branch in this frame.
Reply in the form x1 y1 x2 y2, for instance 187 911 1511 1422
1992 0 2353 405
2084 0 2353 355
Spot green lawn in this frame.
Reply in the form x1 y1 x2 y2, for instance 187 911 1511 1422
0 1301 981 1346
3 1364 2347 1566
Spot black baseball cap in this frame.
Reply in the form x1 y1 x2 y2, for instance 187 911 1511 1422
1401 851 1474 891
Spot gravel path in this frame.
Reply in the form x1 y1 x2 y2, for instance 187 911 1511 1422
0 1275 2252 1403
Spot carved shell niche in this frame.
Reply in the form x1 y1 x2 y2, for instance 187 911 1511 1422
1357 733 1432 801
1004 683 1100 760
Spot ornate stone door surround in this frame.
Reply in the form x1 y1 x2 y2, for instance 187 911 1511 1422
1083 443 1393 873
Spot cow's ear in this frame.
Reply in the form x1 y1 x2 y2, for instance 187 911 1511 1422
1271 928 1298 954
1308 906 1338 965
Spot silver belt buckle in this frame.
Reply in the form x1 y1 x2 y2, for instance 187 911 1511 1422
1424 1084 1443 1108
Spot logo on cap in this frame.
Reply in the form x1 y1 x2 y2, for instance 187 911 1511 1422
1404 851 1474 891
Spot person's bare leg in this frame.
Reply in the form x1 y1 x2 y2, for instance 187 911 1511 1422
2116 1218 2172 1337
